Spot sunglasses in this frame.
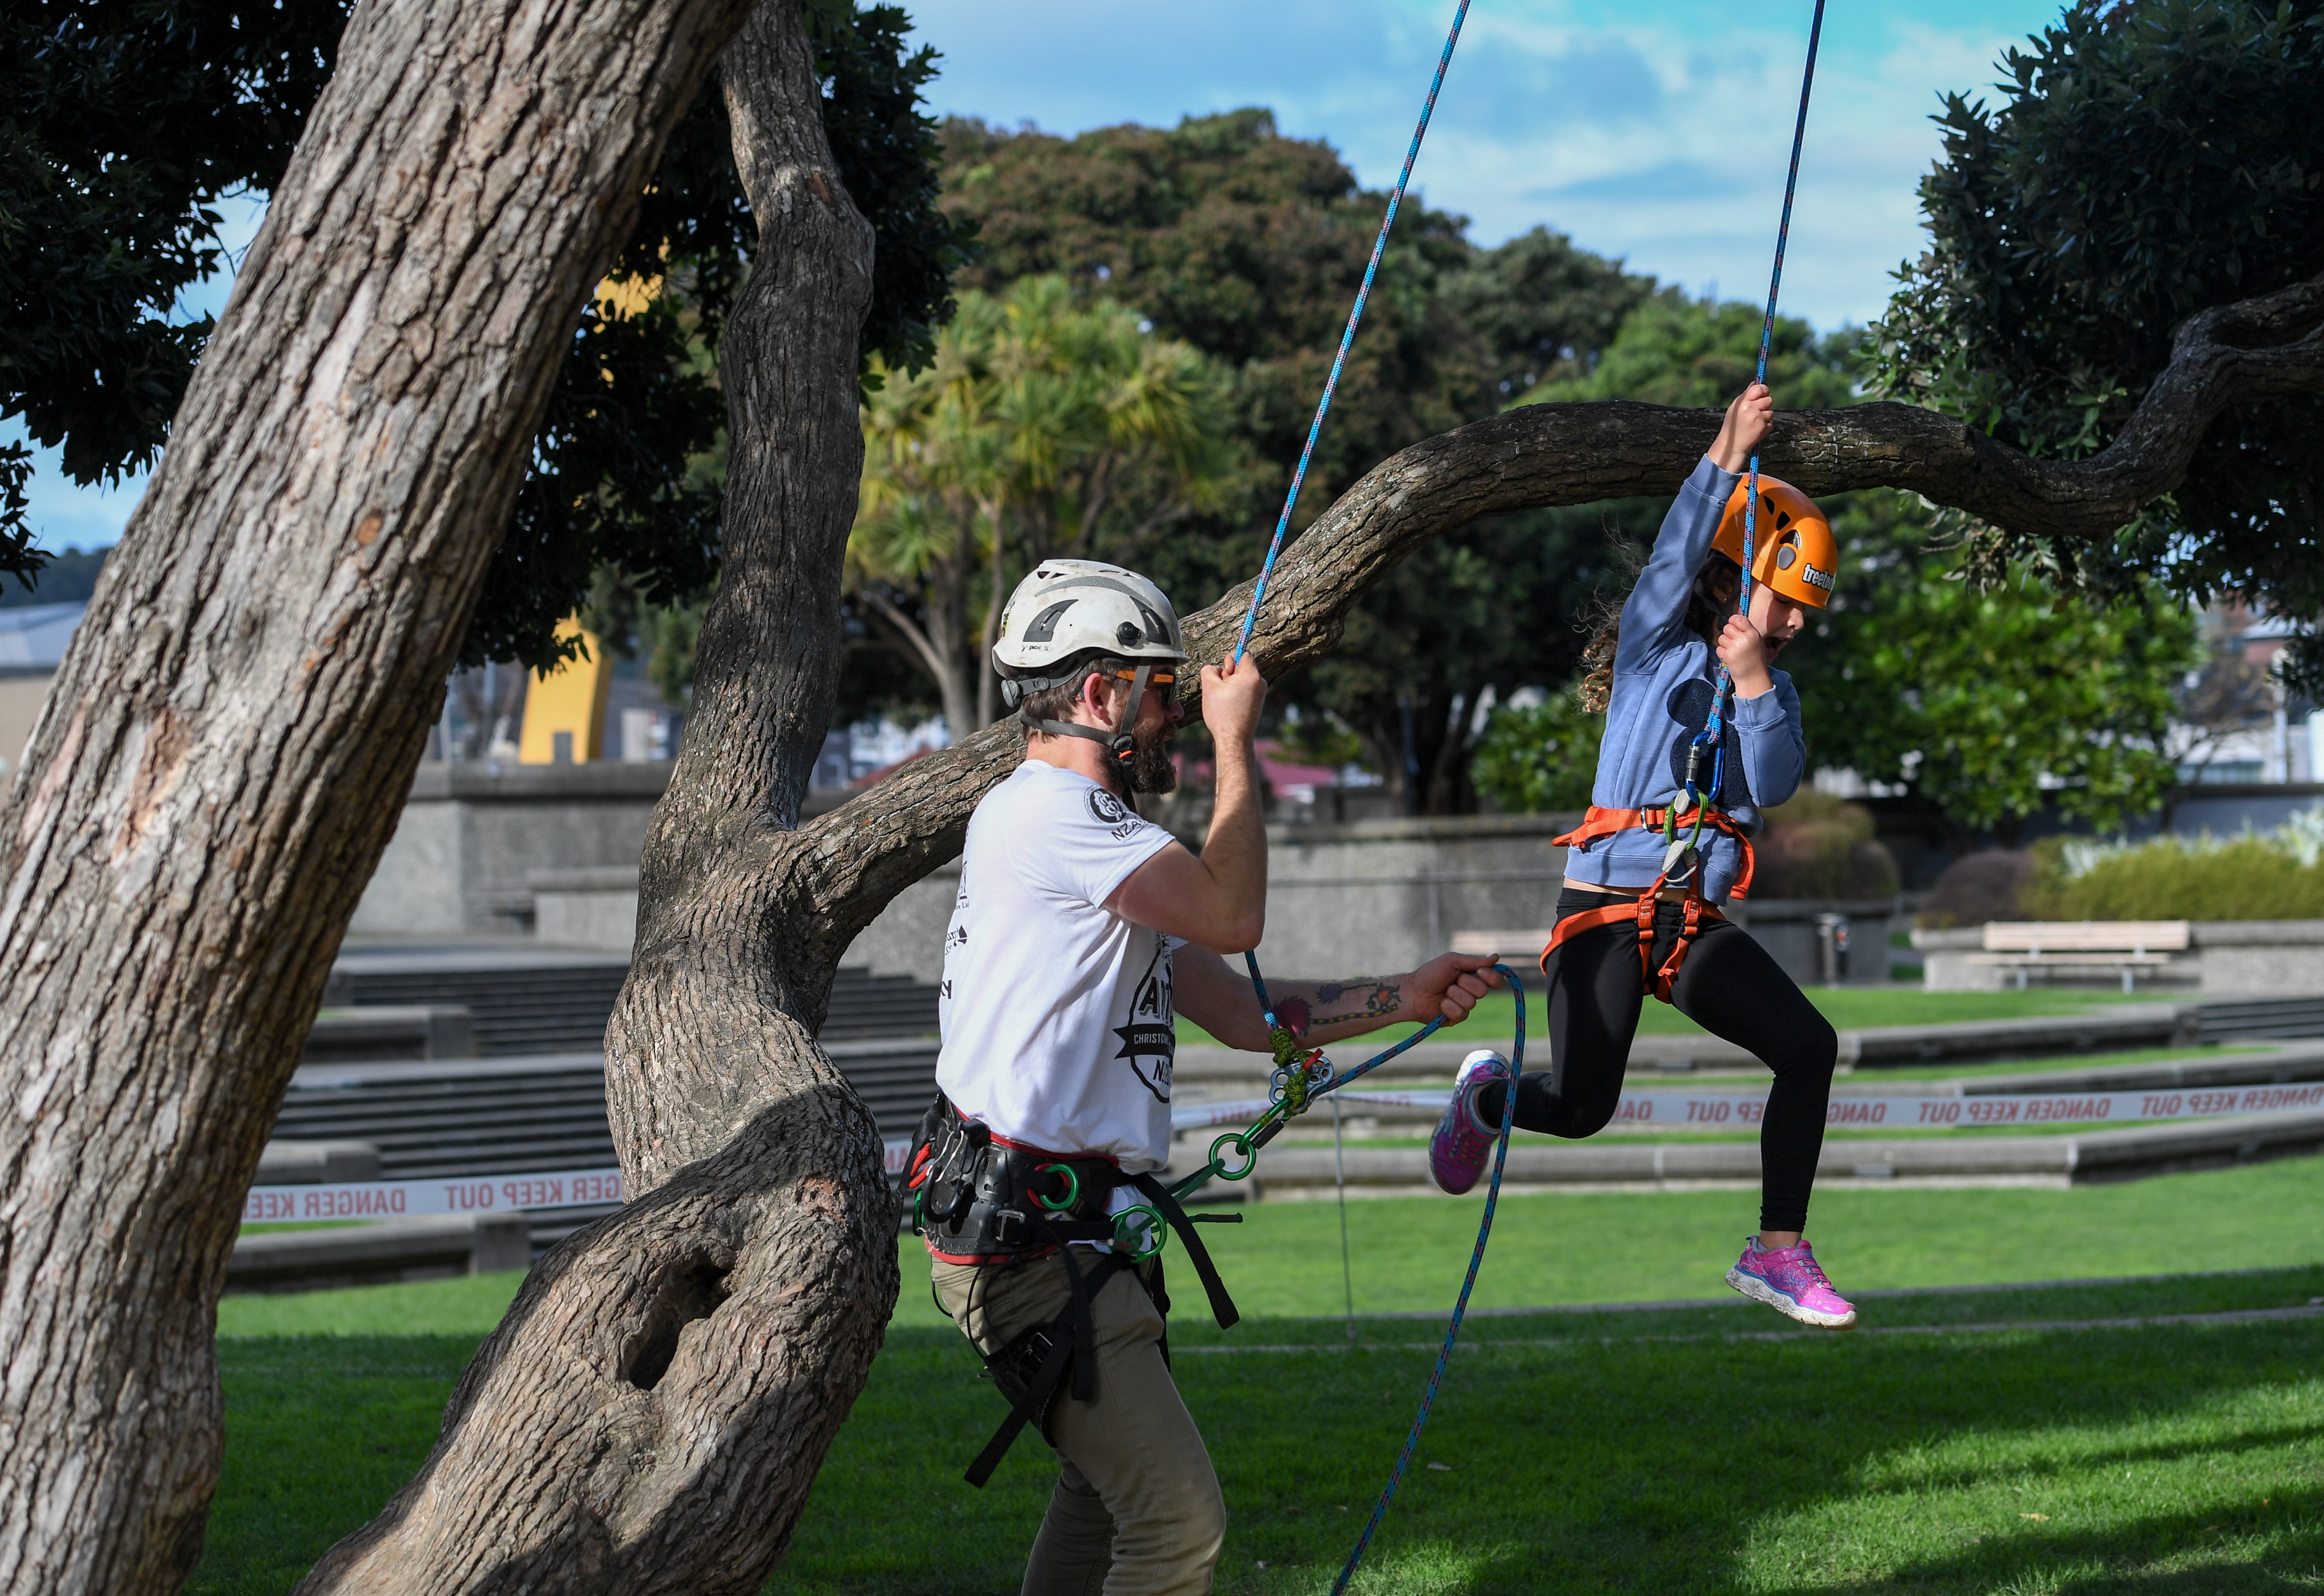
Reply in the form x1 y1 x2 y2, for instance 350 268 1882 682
1110 666 1179 705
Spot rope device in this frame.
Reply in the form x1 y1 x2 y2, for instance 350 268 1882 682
1192 5 1520 1585
1329 974 1520 1596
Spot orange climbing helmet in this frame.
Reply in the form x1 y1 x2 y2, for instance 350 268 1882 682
1713 476 1837 609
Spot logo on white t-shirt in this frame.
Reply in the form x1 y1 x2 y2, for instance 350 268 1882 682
1085 786 1151 842
1113 930 1175 1101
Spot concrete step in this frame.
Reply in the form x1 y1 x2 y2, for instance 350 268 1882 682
1188 1110 2324 1195
1179 1043 2324 1130
1176 1000 2324 1092
303 1007 474 1063
274 1055 617 1179
256 1140 381 1183
227 1211 533 1293
324 948 937 1055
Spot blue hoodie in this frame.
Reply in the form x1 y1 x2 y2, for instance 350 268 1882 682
1562 455 1806 903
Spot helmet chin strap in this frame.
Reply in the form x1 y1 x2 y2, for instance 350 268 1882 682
1021 662 1154 793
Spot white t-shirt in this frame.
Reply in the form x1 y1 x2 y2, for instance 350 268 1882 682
935 761 1182 1172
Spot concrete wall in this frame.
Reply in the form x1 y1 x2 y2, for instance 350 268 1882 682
353 763 676 936
525 807 1901 992
530 867 642 951
0 672 53 777
833 813 1584 985
1916 920 2324 994
1724 899 1900 988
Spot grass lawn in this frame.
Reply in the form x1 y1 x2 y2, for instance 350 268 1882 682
199 1157 2324 1593
1179 985 2145 1053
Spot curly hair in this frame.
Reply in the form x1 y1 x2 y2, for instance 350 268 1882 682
1576 551 1741 713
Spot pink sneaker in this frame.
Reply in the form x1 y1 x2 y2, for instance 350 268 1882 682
1428 1049 1513 1195
1727 1236 1857 1328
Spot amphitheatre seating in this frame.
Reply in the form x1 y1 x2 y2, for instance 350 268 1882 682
1966 921 2192 994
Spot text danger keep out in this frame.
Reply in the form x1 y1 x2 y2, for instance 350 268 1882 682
241 1172 625 1223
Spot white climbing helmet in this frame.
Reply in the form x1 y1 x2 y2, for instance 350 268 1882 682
991 560 1188 706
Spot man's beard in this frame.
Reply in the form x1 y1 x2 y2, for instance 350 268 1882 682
1127 719 1179 794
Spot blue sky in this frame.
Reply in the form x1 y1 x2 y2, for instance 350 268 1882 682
19 0 2064 554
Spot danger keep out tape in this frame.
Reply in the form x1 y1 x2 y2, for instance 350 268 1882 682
265 1084 2324 1213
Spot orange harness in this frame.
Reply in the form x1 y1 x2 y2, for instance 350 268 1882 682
1545 804 1757 1003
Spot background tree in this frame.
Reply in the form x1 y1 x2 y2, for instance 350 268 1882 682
1792 491 2201 848
1868 0 2324 688
850 274 1234 737
937 109 1658 808
0 0 341 588
1469 689 1600 813
0 0 969 673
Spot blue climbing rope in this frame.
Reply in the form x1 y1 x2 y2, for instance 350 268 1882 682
1689 0 1827 818
1231 0 1473 669
1195 6 1820 1590
1327 966 1523 1596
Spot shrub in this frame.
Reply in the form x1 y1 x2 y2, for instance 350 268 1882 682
2017 813 2324 922
1917 850 2038 929
1752 792 1900 901
1473 693 1600 814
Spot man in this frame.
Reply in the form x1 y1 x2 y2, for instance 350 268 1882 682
910 559 1505 1596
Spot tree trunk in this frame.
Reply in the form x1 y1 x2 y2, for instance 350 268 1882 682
0 0 749 1590
293 5 887 1591
929 539 978 742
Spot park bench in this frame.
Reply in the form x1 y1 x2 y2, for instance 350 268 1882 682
1966 921 2192 994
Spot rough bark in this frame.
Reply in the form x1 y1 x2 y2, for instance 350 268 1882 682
292 5 890 1592
0 1 752 1591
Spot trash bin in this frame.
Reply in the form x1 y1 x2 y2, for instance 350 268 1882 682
1815 912 1851 985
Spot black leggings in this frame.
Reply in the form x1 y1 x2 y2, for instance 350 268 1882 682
1477 889 1839 1233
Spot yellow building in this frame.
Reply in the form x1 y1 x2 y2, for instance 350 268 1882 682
518 618 613 764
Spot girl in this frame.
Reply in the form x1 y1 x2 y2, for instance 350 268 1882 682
1430 382 1857 1328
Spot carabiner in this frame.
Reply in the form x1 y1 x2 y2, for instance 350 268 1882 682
1209 1130 1259 1182
1032 1161 1080 1214
1113 1204 1167 1260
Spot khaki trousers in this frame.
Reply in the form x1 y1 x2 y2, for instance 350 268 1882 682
933 1251 1226 1596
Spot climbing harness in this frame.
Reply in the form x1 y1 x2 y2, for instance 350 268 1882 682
908 1095 1244 1484
1547 803 1758 1000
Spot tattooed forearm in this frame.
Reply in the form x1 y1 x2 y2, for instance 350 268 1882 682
1272 978 1403 1038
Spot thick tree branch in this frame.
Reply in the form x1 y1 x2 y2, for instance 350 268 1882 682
784 267 2324 937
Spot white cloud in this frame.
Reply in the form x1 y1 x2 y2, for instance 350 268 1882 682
913 0 2068 327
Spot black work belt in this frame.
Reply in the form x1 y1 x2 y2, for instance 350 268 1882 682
906 1092 1241 1485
